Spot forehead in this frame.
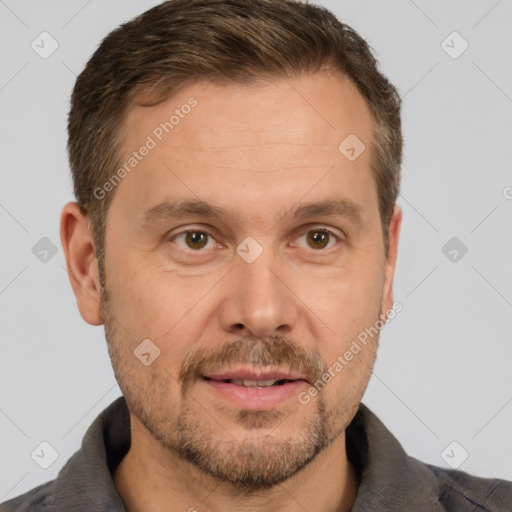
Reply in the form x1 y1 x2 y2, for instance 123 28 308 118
112 72 377 224
123 71 373 154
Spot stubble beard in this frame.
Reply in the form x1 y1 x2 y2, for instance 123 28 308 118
100 282 373 491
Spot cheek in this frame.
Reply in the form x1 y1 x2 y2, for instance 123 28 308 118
307 256 384 330
105 256 216 346
317 297 381 410
307 256 383 379
322 339 378 416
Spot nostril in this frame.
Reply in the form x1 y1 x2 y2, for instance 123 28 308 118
234 323 244 330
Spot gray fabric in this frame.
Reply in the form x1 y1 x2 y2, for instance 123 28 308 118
1 396 511 511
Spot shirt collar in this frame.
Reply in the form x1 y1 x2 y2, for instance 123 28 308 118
347 402 442 510
50 396 130 511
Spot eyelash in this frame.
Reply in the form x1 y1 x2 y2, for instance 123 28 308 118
169 227 342 252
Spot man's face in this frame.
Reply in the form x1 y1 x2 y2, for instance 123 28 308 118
99 72 400 488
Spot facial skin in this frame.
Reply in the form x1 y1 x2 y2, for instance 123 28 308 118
61 71 402 512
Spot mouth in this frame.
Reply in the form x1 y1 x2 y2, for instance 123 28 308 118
203 377 300 387
201 369 309 410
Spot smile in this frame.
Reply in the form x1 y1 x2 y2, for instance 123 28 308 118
204 377 297 387
201 369 309 410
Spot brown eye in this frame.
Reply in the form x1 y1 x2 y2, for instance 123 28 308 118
306 230 330 249
171 230 215 251
185 231 209 250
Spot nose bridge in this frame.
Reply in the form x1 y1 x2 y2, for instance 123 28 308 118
241 250 280 303
219 240 298 337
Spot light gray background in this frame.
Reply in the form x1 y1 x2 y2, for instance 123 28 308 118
1 0 511 501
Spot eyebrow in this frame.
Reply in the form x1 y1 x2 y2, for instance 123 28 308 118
140 198 364 228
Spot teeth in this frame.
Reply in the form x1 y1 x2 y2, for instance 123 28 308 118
257 379 278 387
229 379 279 387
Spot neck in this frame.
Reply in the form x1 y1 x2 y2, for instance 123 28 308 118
113 416 360 512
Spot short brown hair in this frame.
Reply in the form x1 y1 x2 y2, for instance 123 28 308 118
68 0 402 282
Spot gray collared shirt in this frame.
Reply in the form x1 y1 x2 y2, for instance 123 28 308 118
1 396 511 511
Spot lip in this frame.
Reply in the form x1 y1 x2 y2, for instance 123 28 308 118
204 368 308 382
201 367 309 410
203 379 308 410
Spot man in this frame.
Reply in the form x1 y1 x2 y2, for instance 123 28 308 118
1 0 511 510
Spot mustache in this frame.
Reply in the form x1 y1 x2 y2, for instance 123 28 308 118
178 336 328 391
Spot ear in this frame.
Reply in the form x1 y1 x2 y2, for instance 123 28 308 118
60 202 103 325
381 203 402 319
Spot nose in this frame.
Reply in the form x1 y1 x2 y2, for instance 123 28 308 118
218 248 299 339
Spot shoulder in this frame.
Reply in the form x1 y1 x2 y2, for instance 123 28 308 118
349 403 512 511
424 461 512 511
0 480 55 512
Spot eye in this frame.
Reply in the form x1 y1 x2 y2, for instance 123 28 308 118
293 228 339 250
170 230 217 250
